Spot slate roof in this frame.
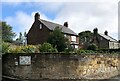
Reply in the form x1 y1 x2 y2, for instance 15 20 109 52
99 33 117 42
40 19 77 36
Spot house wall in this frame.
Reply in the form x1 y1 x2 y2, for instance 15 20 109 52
113 42 119 49
97 35 109 49
109 42 119 49
119 43 120 48
27 20 79 47
27 21 50 45
76 36 79 44
91 34 109 49
66 34 78 43
65 34 79 48
97 35 119 49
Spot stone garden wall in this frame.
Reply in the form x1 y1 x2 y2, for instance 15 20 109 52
2 53 120 80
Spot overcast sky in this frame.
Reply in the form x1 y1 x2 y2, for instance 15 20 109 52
1 0 119 40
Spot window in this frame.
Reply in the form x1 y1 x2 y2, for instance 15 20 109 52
75 45 78 49
71 36 76 42
64 34 67 37
40 24 42 29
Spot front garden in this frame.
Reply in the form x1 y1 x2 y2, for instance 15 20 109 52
1 42 120 55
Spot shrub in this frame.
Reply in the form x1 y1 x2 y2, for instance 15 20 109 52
39 42 58 52
8 45 37 53
77 49 86 54
87 44 98 51
21 45 37 53
64 46 75 53
85 50 94 53
2 42 10 54
8 46 24 53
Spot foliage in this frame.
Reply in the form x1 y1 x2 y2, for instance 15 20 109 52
79 31 93 49
8 46 24 53
64 46 75 53
2 42 10 54
21 45 37 53
39 42 58 52
87 43 98 51
77 49 95 54
1 21 16 42
48 27 68 52
8 45 37 53
77 49 86 54
16 32 24 44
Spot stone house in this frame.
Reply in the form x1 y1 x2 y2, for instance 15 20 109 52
92 28 119 49
27 13 79 48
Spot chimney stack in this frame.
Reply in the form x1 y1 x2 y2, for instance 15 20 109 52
64 22 68 27
93 28 98 35
35 12 40 21
104 30 108 35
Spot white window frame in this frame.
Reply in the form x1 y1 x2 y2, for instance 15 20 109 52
40 24 42 29
64 34 67 37
71 36 76 42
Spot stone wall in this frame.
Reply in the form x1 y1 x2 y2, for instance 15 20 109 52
2 53 120 80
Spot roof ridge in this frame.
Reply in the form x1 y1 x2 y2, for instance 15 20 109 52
99 33 117 41
40 19 63 27
39 19 77 36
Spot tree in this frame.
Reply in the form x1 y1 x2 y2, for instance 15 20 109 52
79 31 93 49
39 42 58 52
48 27 68 52
1 21 16 42
87 43 98 51
23 31 27 45
16 32 24 44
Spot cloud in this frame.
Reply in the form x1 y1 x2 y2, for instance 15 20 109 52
1 0 119 2
4 11 50 39
1 0 30 2
53 2 118 40
3 2 119 40
38 2 64 12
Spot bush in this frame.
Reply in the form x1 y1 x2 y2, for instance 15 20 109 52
8 45 37 53
39 42 58 52
77 49 86 54
77 49 96 54
2 42 10 54
8 46 24 53
64 46 75 53
87 44 98 51
21 45 37 53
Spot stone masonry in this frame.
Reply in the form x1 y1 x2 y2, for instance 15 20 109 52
2 53 120 80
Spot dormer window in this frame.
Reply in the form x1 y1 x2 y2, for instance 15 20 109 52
40 24 42 29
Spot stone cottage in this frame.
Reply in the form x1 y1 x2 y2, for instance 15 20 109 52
92 28 119 49
27 13 79 48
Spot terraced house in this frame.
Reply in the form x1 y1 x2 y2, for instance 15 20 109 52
27 13 79 48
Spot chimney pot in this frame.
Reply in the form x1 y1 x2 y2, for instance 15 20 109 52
64 22 68 27
93 28 98 35
104 30 108 35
